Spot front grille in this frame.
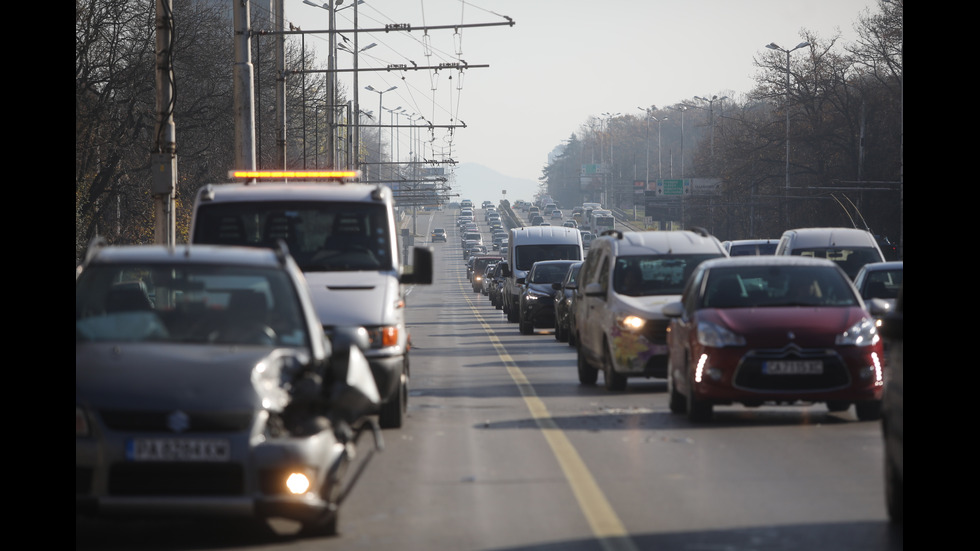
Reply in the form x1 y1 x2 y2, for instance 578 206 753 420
733 346 850 392
108 463 245 496
99 411 254 433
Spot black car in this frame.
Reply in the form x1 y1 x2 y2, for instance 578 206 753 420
518 260 579 335
553 261 583 343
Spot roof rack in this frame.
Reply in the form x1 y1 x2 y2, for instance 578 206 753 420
686 226 711 238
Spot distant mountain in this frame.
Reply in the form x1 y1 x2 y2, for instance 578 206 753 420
449 163 540 207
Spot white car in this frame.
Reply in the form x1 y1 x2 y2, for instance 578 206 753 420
572 229 727 390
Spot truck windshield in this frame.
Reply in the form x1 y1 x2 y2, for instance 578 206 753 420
193 201 393 272
514 245 581 271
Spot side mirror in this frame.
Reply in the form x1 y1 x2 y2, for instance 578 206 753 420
585 282 604 297
662 301 684 318
401 246 434 284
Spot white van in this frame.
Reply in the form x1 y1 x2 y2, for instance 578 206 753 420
190 182 433 429
775 227 884 280
573 229 726 390
502 226 583 323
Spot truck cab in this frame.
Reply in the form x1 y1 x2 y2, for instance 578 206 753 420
190 180 433 429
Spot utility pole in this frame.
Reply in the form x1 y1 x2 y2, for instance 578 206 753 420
274 0 286 169
152 0 177 246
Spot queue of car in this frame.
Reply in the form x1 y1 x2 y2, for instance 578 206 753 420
469 202 901 434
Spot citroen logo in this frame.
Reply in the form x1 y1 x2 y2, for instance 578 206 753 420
167 410 190 433
787 331 796 340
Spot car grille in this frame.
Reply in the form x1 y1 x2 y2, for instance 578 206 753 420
733 346 850 392
108 463 245 496
99 411 254 433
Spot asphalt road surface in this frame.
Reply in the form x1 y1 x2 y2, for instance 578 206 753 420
76 208 903 551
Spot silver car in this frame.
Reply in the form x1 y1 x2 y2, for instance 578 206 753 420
76 242 381 536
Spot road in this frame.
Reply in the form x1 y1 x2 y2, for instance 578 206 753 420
76 208 903 551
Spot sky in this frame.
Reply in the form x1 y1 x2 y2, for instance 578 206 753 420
284 0 880 201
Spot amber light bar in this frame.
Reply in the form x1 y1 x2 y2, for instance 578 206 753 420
229 170 360 179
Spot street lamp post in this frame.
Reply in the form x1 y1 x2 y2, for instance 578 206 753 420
365 85 397 180
694 95 728 161
766 41 809 226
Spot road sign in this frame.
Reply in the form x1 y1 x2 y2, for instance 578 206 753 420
656 179 690 196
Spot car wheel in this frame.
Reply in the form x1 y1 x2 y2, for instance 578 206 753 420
507 302 519 323
577 346 598 385
885 446 903 523
686 371 713 422
854 400 882 421
519 311 533 335
603 343 627 391
667 363 686 414
378 362 407 429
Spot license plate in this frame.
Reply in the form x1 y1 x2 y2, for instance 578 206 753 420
127 438 231 462
763 360 823 375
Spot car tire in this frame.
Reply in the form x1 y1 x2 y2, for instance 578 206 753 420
577 346 598 385
686 372 713 422
826 400 851 413
667 365 686 415
507 301 519 323
603 343 627 391
855 400 882 421
885 446 903 523
378 362 408 429
519 311 533 335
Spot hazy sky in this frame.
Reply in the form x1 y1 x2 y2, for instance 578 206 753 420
287 0 879 186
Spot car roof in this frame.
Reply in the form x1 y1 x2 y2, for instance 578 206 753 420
83 244 285 268
858 260 903 271
698 255 840 270
780 227 879 248
595 230 725 256
196 182 390 204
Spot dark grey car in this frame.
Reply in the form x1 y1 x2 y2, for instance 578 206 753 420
76 242 381 536
553 261 583 343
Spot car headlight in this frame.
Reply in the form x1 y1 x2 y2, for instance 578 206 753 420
617 314 646 331
697 321 746 347
836 318 879 346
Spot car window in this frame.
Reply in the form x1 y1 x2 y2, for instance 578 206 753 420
613 254 720 296
862 268 903 299
76 264 309 346
790 247 883 280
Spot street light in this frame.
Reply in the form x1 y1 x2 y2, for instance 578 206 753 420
601 112 619 206
693 95 728 160
765 41 809 192
301 1 365 169
365 85 397 180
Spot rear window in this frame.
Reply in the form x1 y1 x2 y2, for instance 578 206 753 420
514 244 581 271
790 247 883 280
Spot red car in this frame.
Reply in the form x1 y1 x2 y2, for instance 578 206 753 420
663 256 886 422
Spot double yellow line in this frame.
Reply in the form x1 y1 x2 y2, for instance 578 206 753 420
459 276 638 551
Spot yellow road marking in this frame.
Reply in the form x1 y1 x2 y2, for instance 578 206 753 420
458 275 637 551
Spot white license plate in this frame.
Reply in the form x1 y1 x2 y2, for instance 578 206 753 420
127 438 231 462
763 360 823 375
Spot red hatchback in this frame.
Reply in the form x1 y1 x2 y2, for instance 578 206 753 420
663 256 886 422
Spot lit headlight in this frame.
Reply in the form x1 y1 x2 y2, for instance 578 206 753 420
617 314 646 330
697 321 746 347
285 471 312 495
836 318 879 346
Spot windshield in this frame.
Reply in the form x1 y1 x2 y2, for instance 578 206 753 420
76 264 309 346
614 254 721 296
790 247 882 280
702 265 859 308
193 201 393 272
514 244 582 271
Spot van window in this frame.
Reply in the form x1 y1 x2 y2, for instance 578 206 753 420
789 247 882 280
513 244 581 271
193 201 392 271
